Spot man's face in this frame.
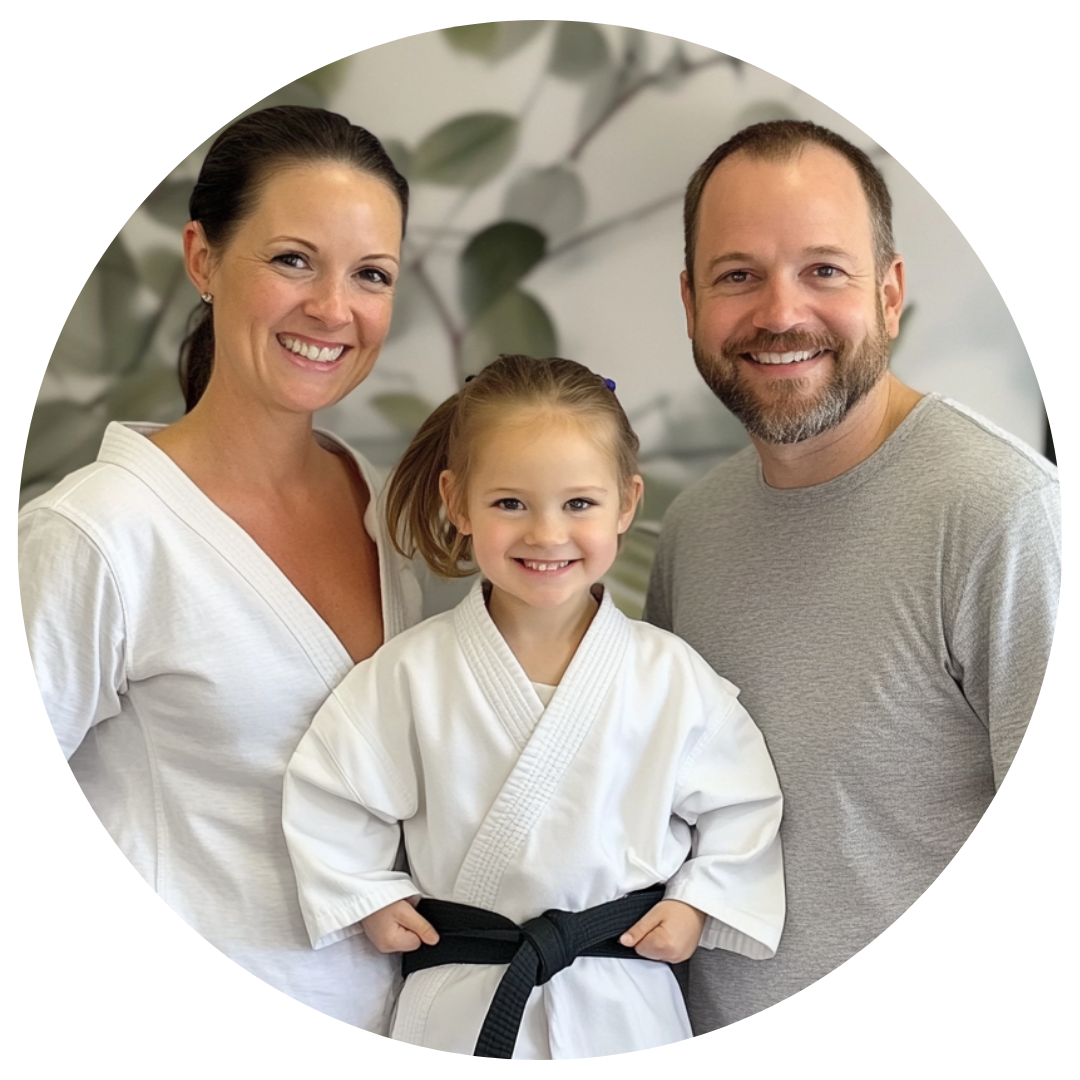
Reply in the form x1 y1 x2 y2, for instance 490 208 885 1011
681 145 904 445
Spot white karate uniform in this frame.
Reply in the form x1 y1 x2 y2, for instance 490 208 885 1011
18 421 423 1029
284 580 785 1058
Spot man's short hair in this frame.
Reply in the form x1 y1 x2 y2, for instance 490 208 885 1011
683 120 896 287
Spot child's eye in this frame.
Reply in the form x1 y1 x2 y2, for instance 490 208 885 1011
566 498 594 511
494 498 524 511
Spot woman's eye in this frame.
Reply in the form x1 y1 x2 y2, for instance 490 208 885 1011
273 253 308 270
358 267 393 287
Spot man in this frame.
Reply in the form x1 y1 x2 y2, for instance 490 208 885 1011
644 121 1061 1029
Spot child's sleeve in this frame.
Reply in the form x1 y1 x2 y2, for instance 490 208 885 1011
283 665 422 950
664 685 786 960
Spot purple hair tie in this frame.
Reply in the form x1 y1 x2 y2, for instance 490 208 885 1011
602 377 616 392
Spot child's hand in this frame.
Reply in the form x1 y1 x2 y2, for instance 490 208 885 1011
361 897 440 954
619 899 706 963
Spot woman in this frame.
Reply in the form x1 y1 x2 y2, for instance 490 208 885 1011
18 106 421 1030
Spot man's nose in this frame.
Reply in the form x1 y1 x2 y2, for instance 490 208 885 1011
752 275 806 334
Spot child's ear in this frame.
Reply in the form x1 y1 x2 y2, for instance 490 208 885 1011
617 475 645 534
439 470 471 535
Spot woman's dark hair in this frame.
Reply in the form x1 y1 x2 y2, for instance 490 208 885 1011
386 354 641 579
178 105 409 411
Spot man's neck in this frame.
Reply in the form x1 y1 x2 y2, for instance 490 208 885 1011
752 373 924 489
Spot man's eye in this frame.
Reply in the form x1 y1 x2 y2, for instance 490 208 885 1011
722 270 751 284
813 266 842 279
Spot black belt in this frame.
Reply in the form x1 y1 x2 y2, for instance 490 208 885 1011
401 885 664 1058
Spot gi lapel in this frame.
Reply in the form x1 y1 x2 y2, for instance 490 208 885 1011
451 581 631 910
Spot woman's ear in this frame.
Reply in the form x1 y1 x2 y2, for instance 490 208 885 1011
439 470 471 535
617 475 645 534
183 220 215 297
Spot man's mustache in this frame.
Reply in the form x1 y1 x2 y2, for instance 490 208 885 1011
721 331 846 356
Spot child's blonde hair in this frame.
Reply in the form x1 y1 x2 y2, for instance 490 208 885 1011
386 354 641 579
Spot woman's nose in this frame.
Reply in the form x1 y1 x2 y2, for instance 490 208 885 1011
304 277 350 327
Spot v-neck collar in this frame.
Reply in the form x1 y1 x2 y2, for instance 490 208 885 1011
98 421 391 690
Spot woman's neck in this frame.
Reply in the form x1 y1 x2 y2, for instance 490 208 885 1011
150 380 328 497
486 585 601 686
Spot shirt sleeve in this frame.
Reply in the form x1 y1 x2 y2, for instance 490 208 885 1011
947 481 1061 788
282 671 421 949
18 507 127 759
663 689 786 960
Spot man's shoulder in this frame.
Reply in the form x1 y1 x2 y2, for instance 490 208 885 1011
905 395 1058 502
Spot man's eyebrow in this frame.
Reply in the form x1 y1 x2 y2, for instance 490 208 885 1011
702 245 857 276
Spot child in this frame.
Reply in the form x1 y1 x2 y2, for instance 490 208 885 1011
282 355 785 1058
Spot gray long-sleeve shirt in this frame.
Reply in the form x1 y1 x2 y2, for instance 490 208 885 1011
644 394 1061 1029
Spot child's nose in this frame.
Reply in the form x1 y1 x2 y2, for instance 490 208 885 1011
525 512 565 547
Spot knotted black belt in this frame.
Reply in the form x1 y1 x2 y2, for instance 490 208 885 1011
401 885 665 1058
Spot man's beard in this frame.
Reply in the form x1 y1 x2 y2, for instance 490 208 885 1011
692 307 892 445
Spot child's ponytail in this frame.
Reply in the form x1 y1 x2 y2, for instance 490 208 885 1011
385 391 475 578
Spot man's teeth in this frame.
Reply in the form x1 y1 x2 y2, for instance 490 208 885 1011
521 560 570 572
750 349 823 365
281 336 344 362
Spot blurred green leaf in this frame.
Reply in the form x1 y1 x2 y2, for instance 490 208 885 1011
638 470 684 526
50 273 106 374
656 43 693 89
412 113 519 187
382 138 413 181
143 178 194 230
138 247 187 299
442 21 545 60
604 526 658 618
22 401 105 486
295 57 352 99
106 366 183 423
98 236 152 372
549 22 610 80
370 392 435 435
460 222 547 320
503 165 586 245
461 288 557 375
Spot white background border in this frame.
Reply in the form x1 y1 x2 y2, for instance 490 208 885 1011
5 3 1073 1076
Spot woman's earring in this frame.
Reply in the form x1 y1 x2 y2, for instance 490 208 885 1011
201 292 213 304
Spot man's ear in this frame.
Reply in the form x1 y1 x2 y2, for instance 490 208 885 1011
680 270 696 340
881 255 906 339
439 470 470 535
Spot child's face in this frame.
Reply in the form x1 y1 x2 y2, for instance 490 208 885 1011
441 410 642 619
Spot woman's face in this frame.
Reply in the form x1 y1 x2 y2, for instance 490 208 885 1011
185 161 403 418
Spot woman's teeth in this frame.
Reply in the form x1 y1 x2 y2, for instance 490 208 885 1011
281 336 344 362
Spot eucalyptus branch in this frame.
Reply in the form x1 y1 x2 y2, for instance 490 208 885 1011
567 53 729 163
409 257 465 386
547 191 681 260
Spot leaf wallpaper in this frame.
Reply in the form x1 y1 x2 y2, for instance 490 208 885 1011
23 22 1047 617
